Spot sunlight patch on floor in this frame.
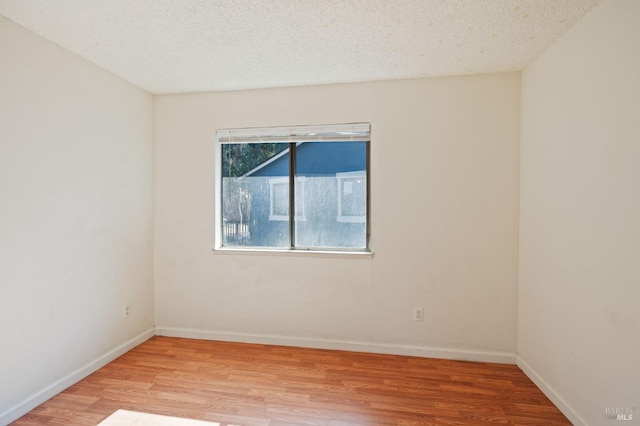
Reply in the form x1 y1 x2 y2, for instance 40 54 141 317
98 409 233 426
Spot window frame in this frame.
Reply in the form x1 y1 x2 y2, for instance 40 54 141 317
214 123 371 254
336 170 367 224
268 176 306 222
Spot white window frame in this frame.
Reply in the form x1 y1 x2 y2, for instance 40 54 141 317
214 123 371 254
336 171 367 223
269 176 306 221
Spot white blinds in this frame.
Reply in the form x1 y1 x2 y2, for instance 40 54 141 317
217 122 371 144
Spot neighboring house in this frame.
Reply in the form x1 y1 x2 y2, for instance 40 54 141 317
224 142 367 248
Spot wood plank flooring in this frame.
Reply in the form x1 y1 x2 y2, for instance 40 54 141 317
12 336 570 425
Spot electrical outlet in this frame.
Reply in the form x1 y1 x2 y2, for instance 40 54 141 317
414 307 424 322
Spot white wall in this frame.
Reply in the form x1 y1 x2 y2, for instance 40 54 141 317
154 74 521 361
0 17 154 423
519 0 640 424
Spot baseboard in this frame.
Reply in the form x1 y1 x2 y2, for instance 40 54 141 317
155 326 517 364
0 327 155 425
517 356 586 426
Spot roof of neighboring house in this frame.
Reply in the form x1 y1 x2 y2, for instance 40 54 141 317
244 142 367 178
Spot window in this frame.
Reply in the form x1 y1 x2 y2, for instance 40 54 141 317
216 123 370 252
337 171 366 223
268 177 289 220
268 176 305 221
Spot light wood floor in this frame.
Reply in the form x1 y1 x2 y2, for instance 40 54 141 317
12 336 569 425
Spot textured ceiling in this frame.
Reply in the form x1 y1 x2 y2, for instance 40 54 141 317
0 0 602 94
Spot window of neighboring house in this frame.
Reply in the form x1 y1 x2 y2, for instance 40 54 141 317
216 123 370 252
337 171 366 223
269 176 306 221
269 177 289 220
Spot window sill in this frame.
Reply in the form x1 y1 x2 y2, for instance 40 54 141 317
212 247 374 259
